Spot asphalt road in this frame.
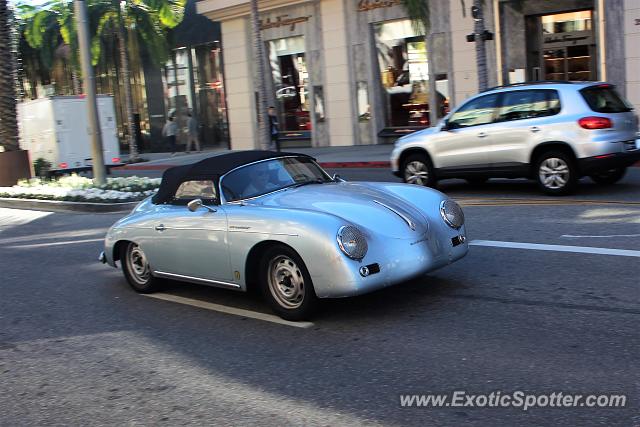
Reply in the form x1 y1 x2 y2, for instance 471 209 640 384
1 171 639 426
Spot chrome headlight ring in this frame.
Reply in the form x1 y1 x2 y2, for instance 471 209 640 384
440 199 464 229
336 225 368 260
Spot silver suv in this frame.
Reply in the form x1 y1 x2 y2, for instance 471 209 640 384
390 82 640 195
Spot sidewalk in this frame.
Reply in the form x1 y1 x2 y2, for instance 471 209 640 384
118 144 395 171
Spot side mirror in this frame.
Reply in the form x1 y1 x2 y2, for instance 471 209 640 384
187 198 216 212
187 199 203 212
332 174 346 182
441 121 451 131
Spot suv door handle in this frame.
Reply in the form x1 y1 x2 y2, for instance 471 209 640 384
155 224 166 232
530 126 541 133
477 132 488 138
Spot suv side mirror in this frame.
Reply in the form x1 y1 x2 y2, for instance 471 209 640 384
442 120 454 131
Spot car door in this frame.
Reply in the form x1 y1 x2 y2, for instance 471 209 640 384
489 89 562 168
150 179 233 282
433 93 500 170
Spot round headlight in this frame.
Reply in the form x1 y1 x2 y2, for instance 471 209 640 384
440 199 464 229
337 225 368 260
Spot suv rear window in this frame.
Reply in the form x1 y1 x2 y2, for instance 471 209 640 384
580 86 633 113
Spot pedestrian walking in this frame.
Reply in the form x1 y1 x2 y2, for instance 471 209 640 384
162 116 178 155
268 106 280 152
185 111 201 152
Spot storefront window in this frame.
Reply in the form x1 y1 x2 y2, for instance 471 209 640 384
163 42 229 149
541 10 595 81
541 11 592 34
192 42 229 147
374 19 429 128
267 36 311 132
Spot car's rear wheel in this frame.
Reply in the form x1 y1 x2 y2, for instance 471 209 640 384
589 167 626 185
535 151 577 195
402 153 436 187
122 242 161 293
260 245 318 321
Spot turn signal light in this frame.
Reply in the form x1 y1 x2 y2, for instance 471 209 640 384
112 157 121 163
579 117 613 130
59 162 68 169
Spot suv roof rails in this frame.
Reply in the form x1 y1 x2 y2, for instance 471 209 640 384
481 80 577 93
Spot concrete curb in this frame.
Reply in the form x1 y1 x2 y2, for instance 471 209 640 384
0 197 138 213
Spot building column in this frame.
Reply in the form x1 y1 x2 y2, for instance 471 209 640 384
624 0 640 112
449 1 478 107
221 18 256 150
320 0 355 146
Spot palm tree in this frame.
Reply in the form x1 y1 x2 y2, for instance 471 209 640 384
250 0 269 149
0 0 19 151
90 0 185 161
472 0 488 91
21 0 81 94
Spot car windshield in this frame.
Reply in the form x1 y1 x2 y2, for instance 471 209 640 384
220 157 332 202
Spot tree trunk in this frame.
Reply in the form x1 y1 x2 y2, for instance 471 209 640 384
0 0 19 151
473 0 488 92
250 0 270 150
116 3 139 161
72 69 81 95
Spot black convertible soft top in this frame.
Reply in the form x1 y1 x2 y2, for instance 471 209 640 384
151 150 312 204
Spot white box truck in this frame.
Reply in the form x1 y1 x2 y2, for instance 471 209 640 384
18 95 122 174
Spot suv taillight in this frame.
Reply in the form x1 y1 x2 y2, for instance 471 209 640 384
578 116 613 130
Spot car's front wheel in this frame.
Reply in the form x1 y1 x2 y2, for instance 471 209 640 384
535 151 577 195
402 153 436 187
590 167 626 185
122 242 162 293
260 245 318 321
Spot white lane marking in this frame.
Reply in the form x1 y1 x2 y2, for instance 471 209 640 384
470 240 640 258
562 233 640 238
143 293 315 329
6 238 104 249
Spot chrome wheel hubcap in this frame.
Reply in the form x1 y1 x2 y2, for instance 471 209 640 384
127 244 150 285
539 158 569 190
404 161 429 185
268 255 305 309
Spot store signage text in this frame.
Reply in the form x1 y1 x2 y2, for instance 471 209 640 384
260 14 310 31
543 32 593 47
357 0 402 12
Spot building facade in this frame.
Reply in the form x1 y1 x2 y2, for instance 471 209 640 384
197 0 640 150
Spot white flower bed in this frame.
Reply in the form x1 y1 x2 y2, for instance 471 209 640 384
0 175 161 203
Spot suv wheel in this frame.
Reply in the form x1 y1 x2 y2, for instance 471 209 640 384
402 153 436 187
535 151 577 196
590 167 626 185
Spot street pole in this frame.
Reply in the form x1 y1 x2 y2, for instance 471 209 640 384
74 0 106 185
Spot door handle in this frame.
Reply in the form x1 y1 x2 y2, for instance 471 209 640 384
530 126 541 133
155 224 166 232
477 132 488 138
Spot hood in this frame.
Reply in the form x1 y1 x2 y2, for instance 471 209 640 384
396 126 439 145
253 182 429 238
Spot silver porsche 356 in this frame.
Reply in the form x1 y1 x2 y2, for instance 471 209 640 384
100 151 468 320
